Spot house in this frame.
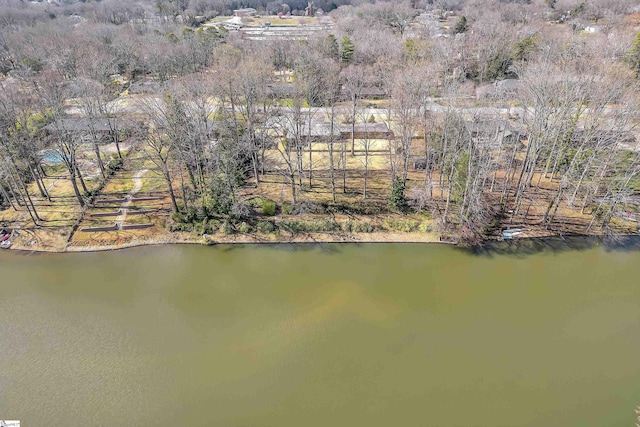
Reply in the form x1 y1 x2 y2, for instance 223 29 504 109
276 115 340 142
340 85 387 100
465 120 525 147
129 80 161 95
128 80 161 95
43 118 132 142
583 25 602 33
476 79 521 99
568 129 636 149
304 0 315 16
266 82 296 98
233 8 256 17
339 122 394 139
221 16 244 30
360 86 387 99
148 117 222 139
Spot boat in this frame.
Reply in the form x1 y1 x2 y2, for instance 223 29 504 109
0 229 11 243
502 227 524 239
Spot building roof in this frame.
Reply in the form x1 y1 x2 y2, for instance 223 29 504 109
465 119 525 139
129 80 161 94
266 82 296 97
44 118 130 133
276 116 340 139
339 122 391 134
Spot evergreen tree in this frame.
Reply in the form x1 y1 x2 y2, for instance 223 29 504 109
389 176 407 211
454 15 467 34
625 32 640 78
340 35 354 64
325 34 340 62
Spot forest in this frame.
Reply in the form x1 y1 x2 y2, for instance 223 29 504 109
0 0 639 250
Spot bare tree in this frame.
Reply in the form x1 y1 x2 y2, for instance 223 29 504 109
342 64 371 156
141 95 182 213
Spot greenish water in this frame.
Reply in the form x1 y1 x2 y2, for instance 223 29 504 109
1 242 639 426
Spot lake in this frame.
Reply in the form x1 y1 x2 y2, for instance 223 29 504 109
1 241 639 426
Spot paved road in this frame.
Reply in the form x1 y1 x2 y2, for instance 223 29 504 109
66 95 513 118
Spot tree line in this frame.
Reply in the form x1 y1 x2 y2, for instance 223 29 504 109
0 0 639 240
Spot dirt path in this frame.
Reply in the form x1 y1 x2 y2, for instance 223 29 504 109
115 169 148 229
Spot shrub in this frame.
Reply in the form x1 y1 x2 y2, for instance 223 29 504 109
282 201 294 215
279 220 300 233
106 157 123 174
219 221 235 234
193 220 207 235
418 222 432 233
262 199 277 216
384 218 421 232
207 219 221 233
341 220 375 233
169 222 194 232
311 219 339 232
238 222 251 233
280 219 339 233
354 221 375 232
256 220 276 233
185 218 224 235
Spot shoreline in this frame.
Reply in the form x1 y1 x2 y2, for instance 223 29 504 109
3 228 635 254
6 232 449 254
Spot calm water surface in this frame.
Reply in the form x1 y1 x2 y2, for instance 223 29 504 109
1 243 639 426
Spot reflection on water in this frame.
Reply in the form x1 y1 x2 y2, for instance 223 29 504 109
468 235 640 257
1 243 640 426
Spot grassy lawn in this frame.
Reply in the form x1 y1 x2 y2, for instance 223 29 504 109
0 172 83 251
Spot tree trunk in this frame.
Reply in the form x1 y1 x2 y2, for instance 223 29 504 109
163 165 179 213
6 175 22 206
20 176 41 222
252 151 260 187
76 165 89 194
351 98 356 156
308 139 312 189
290 171 297 204
342 140 347 193
0 181 17 210
179 166 189 211
329 140 336 203
92 135 106 179
30 165 49 201
296 143 303 191
6 157 41 221
363 148 369 200
443 166 455 224
115 137 122 160
69 168 85 207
